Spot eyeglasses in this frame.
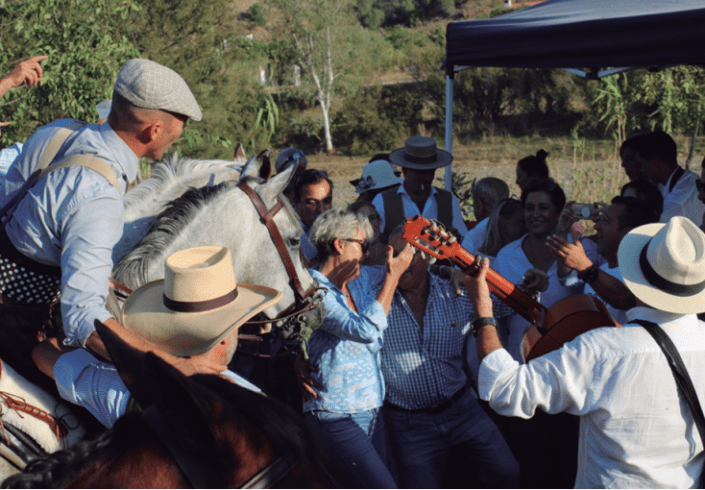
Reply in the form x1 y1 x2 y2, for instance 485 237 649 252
696 179 704 191
296 169 328 188
344 238 369 254
525 179 558 193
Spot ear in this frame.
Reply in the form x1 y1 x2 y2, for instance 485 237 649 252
258 149 272 181
146 119 164 142
258 161 296 206
94 320 153 408
333 237 345 255
240 152 262 180
234 142 246 161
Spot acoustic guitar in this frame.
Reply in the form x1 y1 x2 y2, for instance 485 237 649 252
402 215 618 362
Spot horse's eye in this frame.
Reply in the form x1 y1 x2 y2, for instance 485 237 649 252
289 237 300 247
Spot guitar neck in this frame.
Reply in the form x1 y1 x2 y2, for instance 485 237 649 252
446 246 546 324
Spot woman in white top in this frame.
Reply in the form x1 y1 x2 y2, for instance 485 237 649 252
494 179 603 361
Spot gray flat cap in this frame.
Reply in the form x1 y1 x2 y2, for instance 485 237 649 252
114 59 202 121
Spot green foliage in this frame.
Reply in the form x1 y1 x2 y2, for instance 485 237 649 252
333 84 424 155
248 3 268 27
476 7 518 19
0 0 141 147
355 0 385 29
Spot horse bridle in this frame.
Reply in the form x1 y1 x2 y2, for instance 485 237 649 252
236 182 322 333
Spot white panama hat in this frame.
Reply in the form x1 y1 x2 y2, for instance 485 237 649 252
122 246 282 357
618 216 705 314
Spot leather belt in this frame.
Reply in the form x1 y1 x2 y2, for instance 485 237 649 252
384 385 467 415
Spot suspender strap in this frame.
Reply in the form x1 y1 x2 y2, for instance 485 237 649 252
669 166 686 193
381 187 405 242
41 155 120 193
632 319 705 449
435 187 453 230
35 121 86 171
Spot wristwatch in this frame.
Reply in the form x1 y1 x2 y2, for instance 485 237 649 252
577 264 599 284
471 317 497 337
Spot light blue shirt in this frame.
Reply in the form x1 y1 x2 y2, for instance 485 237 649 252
304 266 388 413
54 348 261 428
0 119 139 346
0 142 23 184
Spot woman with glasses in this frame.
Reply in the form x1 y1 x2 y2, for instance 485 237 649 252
494 179 603 361
302 209 413 488
347 201 386 266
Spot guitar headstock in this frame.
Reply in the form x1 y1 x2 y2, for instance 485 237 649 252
401 216 463 262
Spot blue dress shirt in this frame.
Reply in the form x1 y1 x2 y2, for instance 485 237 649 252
304 266 388 413
0 119 139 346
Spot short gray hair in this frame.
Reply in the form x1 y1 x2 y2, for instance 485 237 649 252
309 209 373 262
473 177 509 214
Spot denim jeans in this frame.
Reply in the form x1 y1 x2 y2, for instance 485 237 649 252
385 389 520 489
305 407 397 489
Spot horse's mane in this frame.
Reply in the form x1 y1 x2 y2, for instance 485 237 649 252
113 180 238 287
122 152 241 210
3 374 321 488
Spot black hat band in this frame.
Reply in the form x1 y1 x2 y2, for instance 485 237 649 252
639 241 705 297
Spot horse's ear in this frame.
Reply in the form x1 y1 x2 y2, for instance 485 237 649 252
94 320 153 408
234 142 247 161
142 353 218 452
258 149 272 181
259 160 296 204
240 152 262 180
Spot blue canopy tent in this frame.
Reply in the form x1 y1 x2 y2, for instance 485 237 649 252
441 0 705 188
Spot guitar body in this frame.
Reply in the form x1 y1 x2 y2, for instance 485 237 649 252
521 294 617 362
402 215 620 363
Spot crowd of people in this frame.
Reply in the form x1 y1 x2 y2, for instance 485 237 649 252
1 54 705 489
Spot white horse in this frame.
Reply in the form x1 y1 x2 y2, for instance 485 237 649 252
1 150 323 481
113 144 249 264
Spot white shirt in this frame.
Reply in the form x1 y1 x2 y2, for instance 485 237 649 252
372 184 468 239
460 217 489 253
478 306 705 489
658 167 705 227
494 234 604 361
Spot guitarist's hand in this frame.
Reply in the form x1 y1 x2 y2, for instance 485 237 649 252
546 228 593 273
522 268 549 296
463 256 493 317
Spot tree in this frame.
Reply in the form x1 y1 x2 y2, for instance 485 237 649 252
0 0 141 147
268 0 374 153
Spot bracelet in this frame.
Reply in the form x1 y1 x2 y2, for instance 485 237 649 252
577 264 599 284
471 317 497 337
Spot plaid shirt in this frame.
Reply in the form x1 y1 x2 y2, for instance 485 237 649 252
381 273 513 410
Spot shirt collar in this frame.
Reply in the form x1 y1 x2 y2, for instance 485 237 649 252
399 182 438 198
100 122 140 184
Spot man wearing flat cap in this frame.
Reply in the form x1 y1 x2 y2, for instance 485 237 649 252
372 136 467 243
466 216 705 488
0 58 202 386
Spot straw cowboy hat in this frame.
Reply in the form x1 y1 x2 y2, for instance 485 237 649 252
618 216 705 314
122 246 282 357
389 136 453 170
350 160 404 193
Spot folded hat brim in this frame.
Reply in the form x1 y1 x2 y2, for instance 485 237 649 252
122 280 282 357
618 222 705 314
388 148 453 170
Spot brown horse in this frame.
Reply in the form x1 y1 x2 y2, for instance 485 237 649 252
2 322 339 488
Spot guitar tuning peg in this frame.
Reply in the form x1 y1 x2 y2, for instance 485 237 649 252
439 230 449 239
428 257 437 265
448 236 457 243
411 247 418 254
430 222 438 232
420 251 427 259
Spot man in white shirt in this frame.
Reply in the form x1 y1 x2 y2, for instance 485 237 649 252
32 246 282 428
635 130 705 227
468 216 705 488
460 177 509 253
373 136 467 242
546 196 658 324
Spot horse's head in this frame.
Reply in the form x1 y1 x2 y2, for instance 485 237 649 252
235 155 326 342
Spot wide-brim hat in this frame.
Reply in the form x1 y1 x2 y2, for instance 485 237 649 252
350 160 404 193
115 59 202 121
122 246 282 357
618 216 705 314
388 136 453 170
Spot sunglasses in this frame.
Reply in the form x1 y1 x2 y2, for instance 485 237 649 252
344 238 369 254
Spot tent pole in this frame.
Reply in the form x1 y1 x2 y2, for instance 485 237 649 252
444 71 453 191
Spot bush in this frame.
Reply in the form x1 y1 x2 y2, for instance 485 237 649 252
248 3 268 26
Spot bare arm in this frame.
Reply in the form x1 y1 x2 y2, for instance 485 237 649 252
31 338 77 380
462 258 504 362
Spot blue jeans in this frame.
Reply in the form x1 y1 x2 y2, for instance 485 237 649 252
305 408 397 489
385 390 520 488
